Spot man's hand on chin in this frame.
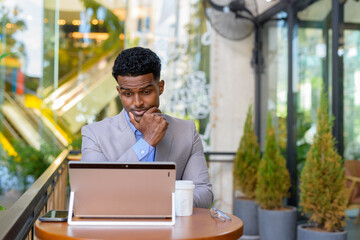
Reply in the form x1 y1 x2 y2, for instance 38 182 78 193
129 107 168 147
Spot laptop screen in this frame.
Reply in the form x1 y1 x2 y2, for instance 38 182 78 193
68 161 176 218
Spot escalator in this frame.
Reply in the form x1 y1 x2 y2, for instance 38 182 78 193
43 50 119 134
1 50 120 155
2 93 41 150
0 118 21 157
1 92 69 151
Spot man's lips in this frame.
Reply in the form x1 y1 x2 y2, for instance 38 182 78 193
131 110 147 116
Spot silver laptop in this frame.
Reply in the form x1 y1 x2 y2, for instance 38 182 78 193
68 161 176 218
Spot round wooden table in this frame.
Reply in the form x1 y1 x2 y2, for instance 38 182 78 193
35 208 243 240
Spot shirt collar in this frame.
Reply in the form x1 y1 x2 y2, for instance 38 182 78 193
124 110 138 134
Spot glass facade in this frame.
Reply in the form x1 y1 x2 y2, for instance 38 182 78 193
0 0 127 160
296 0 332 172
124 0 211 150
344 1 360 160
261 12 288 153
259 0 360 208
0 0 210 204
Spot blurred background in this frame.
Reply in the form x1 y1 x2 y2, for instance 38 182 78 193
0 1 360 228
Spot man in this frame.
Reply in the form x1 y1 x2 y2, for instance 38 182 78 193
81 47 213 208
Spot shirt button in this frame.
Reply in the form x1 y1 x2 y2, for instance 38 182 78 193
140 150 145 155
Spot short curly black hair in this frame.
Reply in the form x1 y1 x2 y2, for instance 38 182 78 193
112 47 161 81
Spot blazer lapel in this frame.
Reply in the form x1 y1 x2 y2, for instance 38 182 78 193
155 128 173 162
117 110 137 148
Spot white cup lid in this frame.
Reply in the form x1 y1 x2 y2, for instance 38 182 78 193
175 180 195 189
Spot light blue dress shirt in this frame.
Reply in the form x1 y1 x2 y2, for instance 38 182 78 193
125 111 155 162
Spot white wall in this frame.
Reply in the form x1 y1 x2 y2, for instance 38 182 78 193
209 30 255 213
209 0 274 213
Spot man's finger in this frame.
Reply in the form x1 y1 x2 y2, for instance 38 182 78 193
146 107 161 115
153 113 166 120
129 112 139 128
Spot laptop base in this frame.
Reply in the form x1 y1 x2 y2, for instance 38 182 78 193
67 192 176 226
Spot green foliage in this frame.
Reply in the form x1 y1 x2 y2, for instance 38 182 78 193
57 0 124 83
256 113 291 209
299 90 347 232
0 52 16 62
184 0 210 74
4 141 61 192
0 5 26 56
296 112 312 174
79 0 123 51
233 105 260 200
0 205 5 210
277 116 287 152
69 134 82 151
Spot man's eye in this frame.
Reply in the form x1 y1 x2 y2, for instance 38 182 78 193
143 90 151 94
123 92 132 96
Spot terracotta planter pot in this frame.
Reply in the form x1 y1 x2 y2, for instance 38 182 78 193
258 206 297 240
297 224 347 240
233 198 259 237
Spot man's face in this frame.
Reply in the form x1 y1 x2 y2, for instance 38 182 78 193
116 73 164 123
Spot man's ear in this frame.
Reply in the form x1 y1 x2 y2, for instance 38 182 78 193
116 85 121 95
158 80 165 95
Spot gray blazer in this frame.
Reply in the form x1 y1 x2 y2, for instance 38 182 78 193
81 110 213 208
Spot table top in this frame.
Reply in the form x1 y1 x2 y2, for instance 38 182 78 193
35 208 243 240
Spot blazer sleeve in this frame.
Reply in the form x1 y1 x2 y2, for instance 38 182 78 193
81 125 139 162
181 122 214 208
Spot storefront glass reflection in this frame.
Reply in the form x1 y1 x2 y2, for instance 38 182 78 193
0 0 210 206
125 0 211 150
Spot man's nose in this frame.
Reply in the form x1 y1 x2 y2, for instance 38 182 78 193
134 94 144 107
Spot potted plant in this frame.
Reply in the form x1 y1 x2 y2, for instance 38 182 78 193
256 113 296 240
233 105 261 237
298 90 347 240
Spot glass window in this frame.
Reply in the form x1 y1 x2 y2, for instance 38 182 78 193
296 0 332 171
46 0 125 135
125 0 211 150
261 12 288 152
0 0 58 202
344 1 360 160
0 0 210 206
0 0 126 205
1 0 45 151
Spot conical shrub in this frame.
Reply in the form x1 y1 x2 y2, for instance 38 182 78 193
299 90 347 232
233 105 260 200
256 113 290 209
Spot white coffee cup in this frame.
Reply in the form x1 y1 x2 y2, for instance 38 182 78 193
175 180 195 216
